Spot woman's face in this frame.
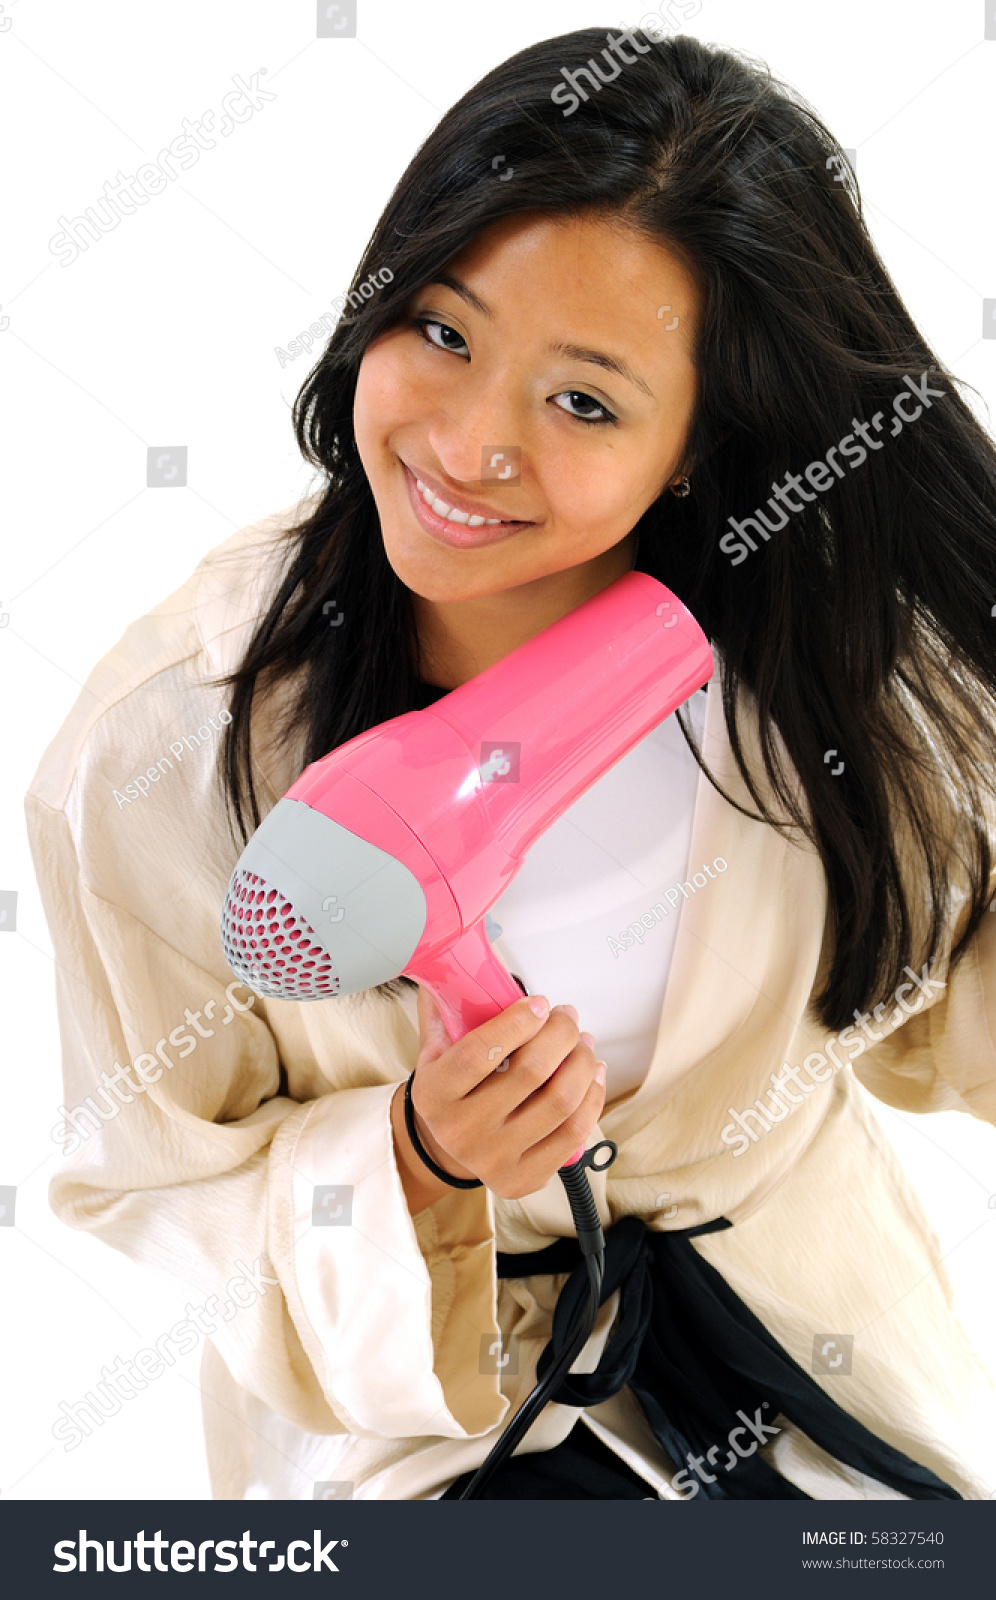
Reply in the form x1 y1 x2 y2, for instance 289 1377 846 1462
353 208 701 605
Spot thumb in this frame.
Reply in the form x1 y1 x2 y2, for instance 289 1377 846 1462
415 984 453 1065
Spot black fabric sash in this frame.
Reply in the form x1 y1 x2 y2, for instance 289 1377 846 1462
496 1213 961 1500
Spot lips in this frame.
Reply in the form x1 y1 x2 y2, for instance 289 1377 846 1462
401 461 535 549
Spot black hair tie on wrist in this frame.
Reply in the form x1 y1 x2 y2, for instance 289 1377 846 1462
403 1071 484 1189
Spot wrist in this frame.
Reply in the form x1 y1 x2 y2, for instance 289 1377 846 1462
402 1072 484 1191
390 1082 456 1212
406 1078 480 1185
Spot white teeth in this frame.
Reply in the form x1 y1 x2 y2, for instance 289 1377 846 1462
415 474 508 528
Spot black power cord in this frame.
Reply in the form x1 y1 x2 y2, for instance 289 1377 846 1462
457 1139 618 1499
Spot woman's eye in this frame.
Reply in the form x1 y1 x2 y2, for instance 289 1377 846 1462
411 319 616 428
413 317 468 355
552 390 618 427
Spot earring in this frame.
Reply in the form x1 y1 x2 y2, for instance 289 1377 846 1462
670 475 691 498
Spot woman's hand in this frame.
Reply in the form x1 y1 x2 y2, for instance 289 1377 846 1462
390 986 607 1209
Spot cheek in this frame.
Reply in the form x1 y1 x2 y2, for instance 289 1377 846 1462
540 438 664 539
354 341 422 442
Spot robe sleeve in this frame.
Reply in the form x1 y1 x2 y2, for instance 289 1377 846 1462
848 908 996 1128
24 790 507 1443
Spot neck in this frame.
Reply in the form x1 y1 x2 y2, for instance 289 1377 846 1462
412 532 638 689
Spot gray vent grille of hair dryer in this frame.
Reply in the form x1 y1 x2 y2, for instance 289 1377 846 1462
220 868 340 1000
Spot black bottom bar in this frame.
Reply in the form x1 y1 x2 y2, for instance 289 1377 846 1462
2 1496 985 1594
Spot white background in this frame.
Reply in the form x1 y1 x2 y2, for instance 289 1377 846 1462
1 0 995 1501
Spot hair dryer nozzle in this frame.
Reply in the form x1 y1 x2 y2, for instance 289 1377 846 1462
220 796 429 1001
221 866 341 1000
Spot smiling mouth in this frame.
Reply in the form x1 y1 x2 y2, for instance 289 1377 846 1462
415 476 506 527
405 462 532 528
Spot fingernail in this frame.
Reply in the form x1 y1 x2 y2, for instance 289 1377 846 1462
553 1004 580 1023
594 1061 607 1085
528 995 550 1018
580 1031 595 1049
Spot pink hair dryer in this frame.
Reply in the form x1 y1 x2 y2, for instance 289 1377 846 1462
220 573 713 1151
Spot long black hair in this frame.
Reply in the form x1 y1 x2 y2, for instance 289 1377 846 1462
213 27 996 1033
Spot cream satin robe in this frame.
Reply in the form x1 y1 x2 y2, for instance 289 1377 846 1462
25 501 996 1501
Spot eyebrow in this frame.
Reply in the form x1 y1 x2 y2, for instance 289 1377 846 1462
429 273 656 400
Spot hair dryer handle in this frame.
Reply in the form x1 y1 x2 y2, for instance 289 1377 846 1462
410 923 587 1168
411 917 525 1044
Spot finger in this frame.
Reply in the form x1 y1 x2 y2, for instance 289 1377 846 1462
473 1007 586 1119
502 1035 601 1148
515 1070 607 1186
415 984 455 1065
427 994 554 1100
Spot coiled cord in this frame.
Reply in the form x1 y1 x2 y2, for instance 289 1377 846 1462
457 1141 617 1499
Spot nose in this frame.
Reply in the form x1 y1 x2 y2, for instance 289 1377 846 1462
426 368 527 488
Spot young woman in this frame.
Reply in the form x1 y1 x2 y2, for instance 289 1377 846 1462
27 29 996 1500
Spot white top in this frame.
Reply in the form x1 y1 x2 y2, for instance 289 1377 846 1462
487 688 709 1103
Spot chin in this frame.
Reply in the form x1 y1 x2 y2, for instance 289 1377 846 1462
389 559 512 606
381 536 524 604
